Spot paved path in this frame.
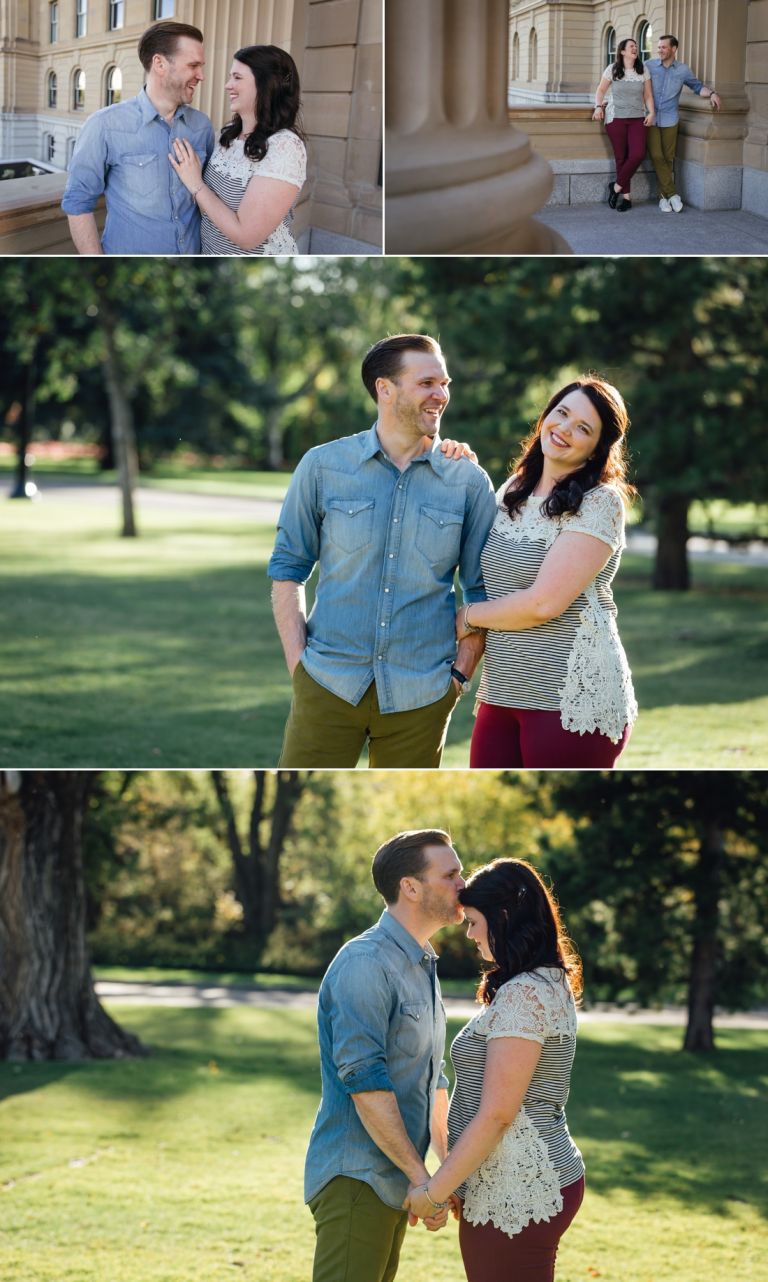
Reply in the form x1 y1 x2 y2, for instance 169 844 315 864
537 201 768 254
96 980 768 1028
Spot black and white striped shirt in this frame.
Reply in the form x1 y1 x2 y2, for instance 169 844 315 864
476 482 637 741
448 967 584 1226
200 130 307 257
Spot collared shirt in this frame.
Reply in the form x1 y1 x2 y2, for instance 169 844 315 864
304 909 449 1210
267 424 497 713
645 59 704 127
61 88 215 254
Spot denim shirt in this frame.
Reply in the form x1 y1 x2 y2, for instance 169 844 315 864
304 910 449 1210
645 60 704 127
61 89 215 254
268 424 497 713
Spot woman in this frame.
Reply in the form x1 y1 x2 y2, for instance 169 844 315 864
170 45 307 255
593 38 655 211
405 859 585 1282
457 376 637 769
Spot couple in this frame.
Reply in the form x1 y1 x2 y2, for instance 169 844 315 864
305 829 585 1282
593 32 721 213
268 333 637 770
61 21 306 256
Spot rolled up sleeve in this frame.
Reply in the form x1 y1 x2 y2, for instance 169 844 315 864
61 114 107 214
267 451 321 584
328 955 395 1096
457 472 497 605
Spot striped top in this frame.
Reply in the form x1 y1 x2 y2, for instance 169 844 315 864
200 130 307 256
448 968 584 1239
476 482 637 742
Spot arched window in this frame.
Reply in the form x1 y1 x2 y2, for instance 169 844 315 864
528 29 538 83
637 20 653 62
105 66 122 106
45 133 56 163
512 32 520 81
48 71 58 108
72 69 85 111
605 26 617 67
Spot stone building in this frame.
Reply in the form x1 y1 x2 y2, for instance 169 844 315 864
507 0 767 215
0 0 381 251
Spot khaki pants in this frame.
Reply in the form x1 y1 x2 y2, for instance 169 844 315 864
647 123 680 199
279 662 460 768
309 1176 408 1282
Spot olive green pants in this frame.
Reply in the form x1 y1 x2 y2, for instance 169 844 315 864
646 123 680 199
279 663 460 768
309 1176 408 1282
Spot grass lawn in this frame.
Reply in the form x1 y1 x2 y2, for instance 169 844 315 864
0 1007 765 1282
1 486 766 767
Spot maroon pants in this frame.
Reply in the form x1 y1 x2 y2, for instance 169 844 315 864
459 1175 585 1282
605 116 647 193
469 703 630 768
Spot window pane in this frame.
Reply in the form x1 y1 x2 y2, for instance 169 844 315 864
50 2 58 43
48 72 58 108
76 0 87 37
155 0 175 17
106 66 123 106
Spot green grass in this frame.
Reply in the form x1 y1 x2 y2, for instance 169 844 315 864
0 1008 765 1282
91 966 481 998
1 490 767 767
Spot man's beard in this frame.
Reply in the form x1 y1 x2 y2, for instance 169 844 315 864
420 884 460 927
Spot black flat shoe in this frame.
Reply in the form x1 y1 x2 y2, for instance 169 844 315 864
616 196 632 212
608 183 620 209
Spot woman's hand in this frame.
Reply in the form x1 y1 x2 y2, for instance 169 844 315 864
592 106 605 122
168 138 204 194
644 112 656 128
440 439 478 464
448 1193 463 1221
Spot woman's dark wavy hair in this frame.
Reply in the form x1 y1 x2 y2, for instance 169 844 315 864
504 375 635 521
459 859 583 1006
220 45 305 162
612 37 644 79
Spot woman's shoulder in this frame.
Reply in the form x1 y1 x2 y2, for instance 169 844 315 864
265 129 307 158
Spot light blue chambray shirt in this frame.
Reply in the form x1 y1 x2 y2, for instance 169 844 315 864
61 88 215 254
304 910 449 1210
267 424 497 714
645 59 705 127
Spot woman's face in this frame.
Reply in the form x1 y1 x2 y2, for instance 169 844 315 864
539 389 603 472
225 60 257 117
622 40 638 60
464 907 493 962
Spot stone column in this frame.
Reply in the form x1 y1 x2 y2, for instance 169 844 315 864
385 0 570 253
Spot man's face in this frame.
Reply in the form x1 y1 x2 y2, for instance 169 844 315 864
413 844 465 927
157 38 205 106
380 350 451 442
657 39 676 63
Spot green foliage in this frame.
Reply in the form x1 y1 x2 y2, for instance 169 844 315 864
0 1009 765 1281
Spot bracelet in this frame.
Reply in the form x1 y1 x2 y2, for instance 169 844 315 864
462 604 485 635
191 182 205 201
423 1183 449 1211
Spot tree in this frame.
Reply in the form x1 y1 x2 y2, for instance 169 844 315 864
544 771 768 1052
211 770 308 956
0 771 146 1061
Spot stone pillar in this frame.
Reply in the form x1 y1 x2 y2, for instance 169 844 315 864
743 0 768 214
385 0 570 253
669 0 751 209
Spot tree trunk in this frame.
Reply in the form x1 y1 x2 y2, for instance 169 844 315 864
683 818 724 1053
99 300 139 538
653 493 690 591
0 772 147 1061
211 770 307 954
8 347 36 500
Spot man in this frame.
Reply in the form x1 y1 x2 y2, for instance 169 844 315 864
305 829 464 1282
61 21 214 254
645 33 721 213
268 334 497 768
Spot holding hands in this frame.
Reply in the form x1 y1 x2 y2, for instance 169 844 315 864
403 1182 462 1231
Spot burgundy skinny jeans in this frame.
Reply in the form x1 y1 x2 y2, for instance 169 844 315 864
605 116 647 193
469 703 630 769
459 1175 585 1282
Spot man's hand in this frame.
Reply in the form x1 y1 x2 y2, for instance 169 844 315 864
710 92 721 111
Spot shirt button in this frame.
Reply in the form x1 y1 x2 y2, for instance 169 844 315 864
393 518 398 523
378 654 383 660
380 621 386 626
348 509 353 514
389 553 394 558
384 588 390 593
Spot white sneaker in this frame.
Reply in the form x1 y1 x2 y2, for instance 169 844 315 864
658 197 672 212
670 194 683 212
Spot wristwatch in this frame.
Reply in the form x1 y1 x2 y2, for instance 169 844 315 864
451 666 469 696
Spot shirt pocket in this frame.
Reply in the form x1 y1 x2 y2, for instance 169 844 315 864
120 151 160 197
325 497 375 553
394 1000 430 1057
415 504 464 574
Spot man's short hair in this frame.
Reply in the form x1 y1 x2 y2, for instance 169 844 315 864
372 829 452 904
361 334 442 404
138 21 204 71
659 34 679 48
